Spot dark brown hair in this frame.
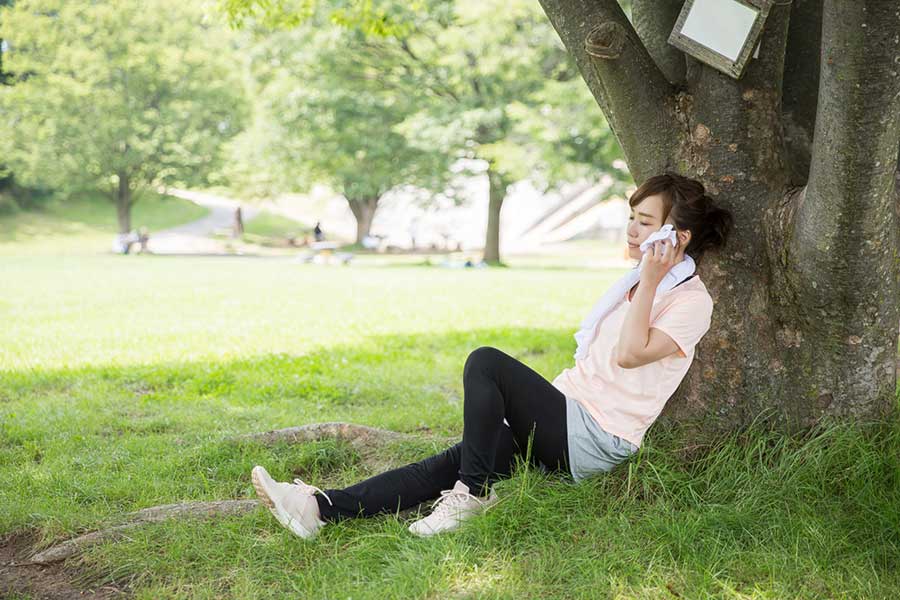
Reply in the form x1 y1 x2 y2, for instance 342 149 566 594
628 171 734 263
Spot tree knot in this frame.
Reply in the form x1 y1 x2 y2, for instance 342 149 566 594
585 22 627 60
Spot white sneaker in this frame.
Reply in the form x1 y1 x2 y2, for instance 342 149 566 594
250 465 333 539
408 480 499 537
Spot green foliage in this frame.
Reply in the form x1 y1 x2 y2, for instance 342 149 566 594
219 0 447 37
0 0 250 205
220 0 629 197
223 23 458 208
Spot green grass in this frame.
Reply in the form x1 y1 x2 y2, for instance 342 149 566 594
1 255 899 599
0 189 209 255
243 211 310 239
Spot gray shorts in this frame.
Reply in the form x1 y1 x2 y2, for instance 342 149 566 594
564 395 639 482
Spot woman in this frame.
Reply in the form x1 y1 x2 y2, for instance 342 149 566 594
250 172 734 539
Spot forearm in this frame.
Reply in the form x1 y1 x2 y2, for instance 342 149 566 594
616 279 657 361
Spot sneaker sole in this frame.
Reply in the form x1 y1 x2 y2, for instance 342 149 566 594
251 466 315 539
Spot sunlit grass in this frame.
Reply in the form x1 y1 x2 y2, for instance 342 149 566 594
243 210 310 239
0 190 209 255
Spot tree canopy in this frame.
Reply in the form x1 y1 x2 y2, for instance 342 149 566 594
0 0 249 231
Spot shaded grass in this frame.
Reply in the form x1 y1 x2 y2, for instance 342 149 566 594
61 416 900 599
1 255 899 598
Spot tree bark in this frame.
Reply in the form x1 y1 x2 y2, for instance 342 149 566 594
115 171 131 234
781 0 823 186
537 0 900 434
347 196 379 244
771 0 900 423
483 162 507 265
631 0 686 86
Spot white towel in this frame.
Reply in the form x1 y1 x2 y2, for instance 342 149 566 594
573 224 696 360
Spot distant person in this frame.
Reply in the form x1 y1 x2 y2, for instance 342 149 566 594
313 221 324 242
250 172 732 539
136 227 150 253
361 234 379 250
233 207 244 238
408 219 418 250
112 228 150 255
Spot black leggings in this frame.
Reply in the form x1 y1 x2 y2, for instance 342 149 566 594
315 346 571 522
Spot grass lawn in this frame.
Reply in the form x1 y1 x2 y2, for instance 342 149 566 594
0 190 209 256
243 211 310 240
1 254 899 598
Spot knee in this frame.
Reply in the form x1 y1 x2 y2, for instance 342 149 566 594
464 346 503 379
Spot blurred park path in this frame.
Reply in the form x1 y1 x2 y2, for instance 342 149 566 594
147 188 260 254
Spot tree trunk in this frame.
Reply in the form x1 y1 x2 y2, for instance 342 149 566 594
116 171 131 234
483 163 507 265
537 0 900 434
347 196 378 244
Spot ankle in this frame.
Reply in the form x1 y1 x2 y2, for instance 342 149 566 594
311 493 326 521
470 484 492 498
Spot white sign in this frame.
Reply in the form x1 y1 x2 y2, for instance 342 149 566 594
681 0 759 61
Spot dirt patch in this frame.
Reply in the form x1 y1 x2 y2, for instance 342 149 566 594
0 532 126 599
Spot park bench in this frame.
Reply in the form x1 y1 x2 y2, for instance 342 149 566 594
299 241 354 265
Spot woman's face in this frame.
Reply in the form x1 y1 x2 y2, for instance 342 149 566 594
626 193 686 261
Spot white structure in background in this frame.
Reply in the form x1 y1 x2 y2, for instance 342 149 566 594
262 158 631 252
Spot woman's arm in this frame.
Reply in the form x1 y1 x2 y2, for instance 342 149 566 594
615 278 681 369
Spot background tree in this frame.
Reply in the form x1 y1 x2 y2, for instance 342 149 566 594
226 24 458 244
0 0 249 233
221 0 628 264
358 0 628 264
536 0 899 431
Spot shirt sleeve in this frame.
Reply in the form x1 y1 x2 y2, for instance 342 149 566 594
650 292 713 357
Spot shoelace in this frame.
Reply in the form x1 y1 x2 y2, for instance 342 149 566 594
428 488 489 519
292 478 333 506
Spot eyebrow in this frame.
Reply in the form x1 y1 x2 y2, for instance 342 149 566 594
630 209 656 219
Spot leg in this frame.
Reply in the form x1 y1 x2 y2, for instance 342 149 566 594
459 346 570 496
315 422 519 522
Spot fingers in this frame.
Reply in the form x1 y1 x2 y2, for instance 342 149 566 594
652 239 667 260
662 239 674 262
645 238 679 263
651 239 676 263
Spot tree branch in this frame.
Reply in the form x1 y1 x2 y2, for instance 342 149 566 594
536 0 677 182
359 37 461 103
781 0 823 186
396 37 461 103
632 0 686 85
794 1 900 306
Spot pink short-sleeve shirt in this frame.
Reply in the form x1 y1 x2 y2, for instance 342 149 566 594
551 275 714 448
